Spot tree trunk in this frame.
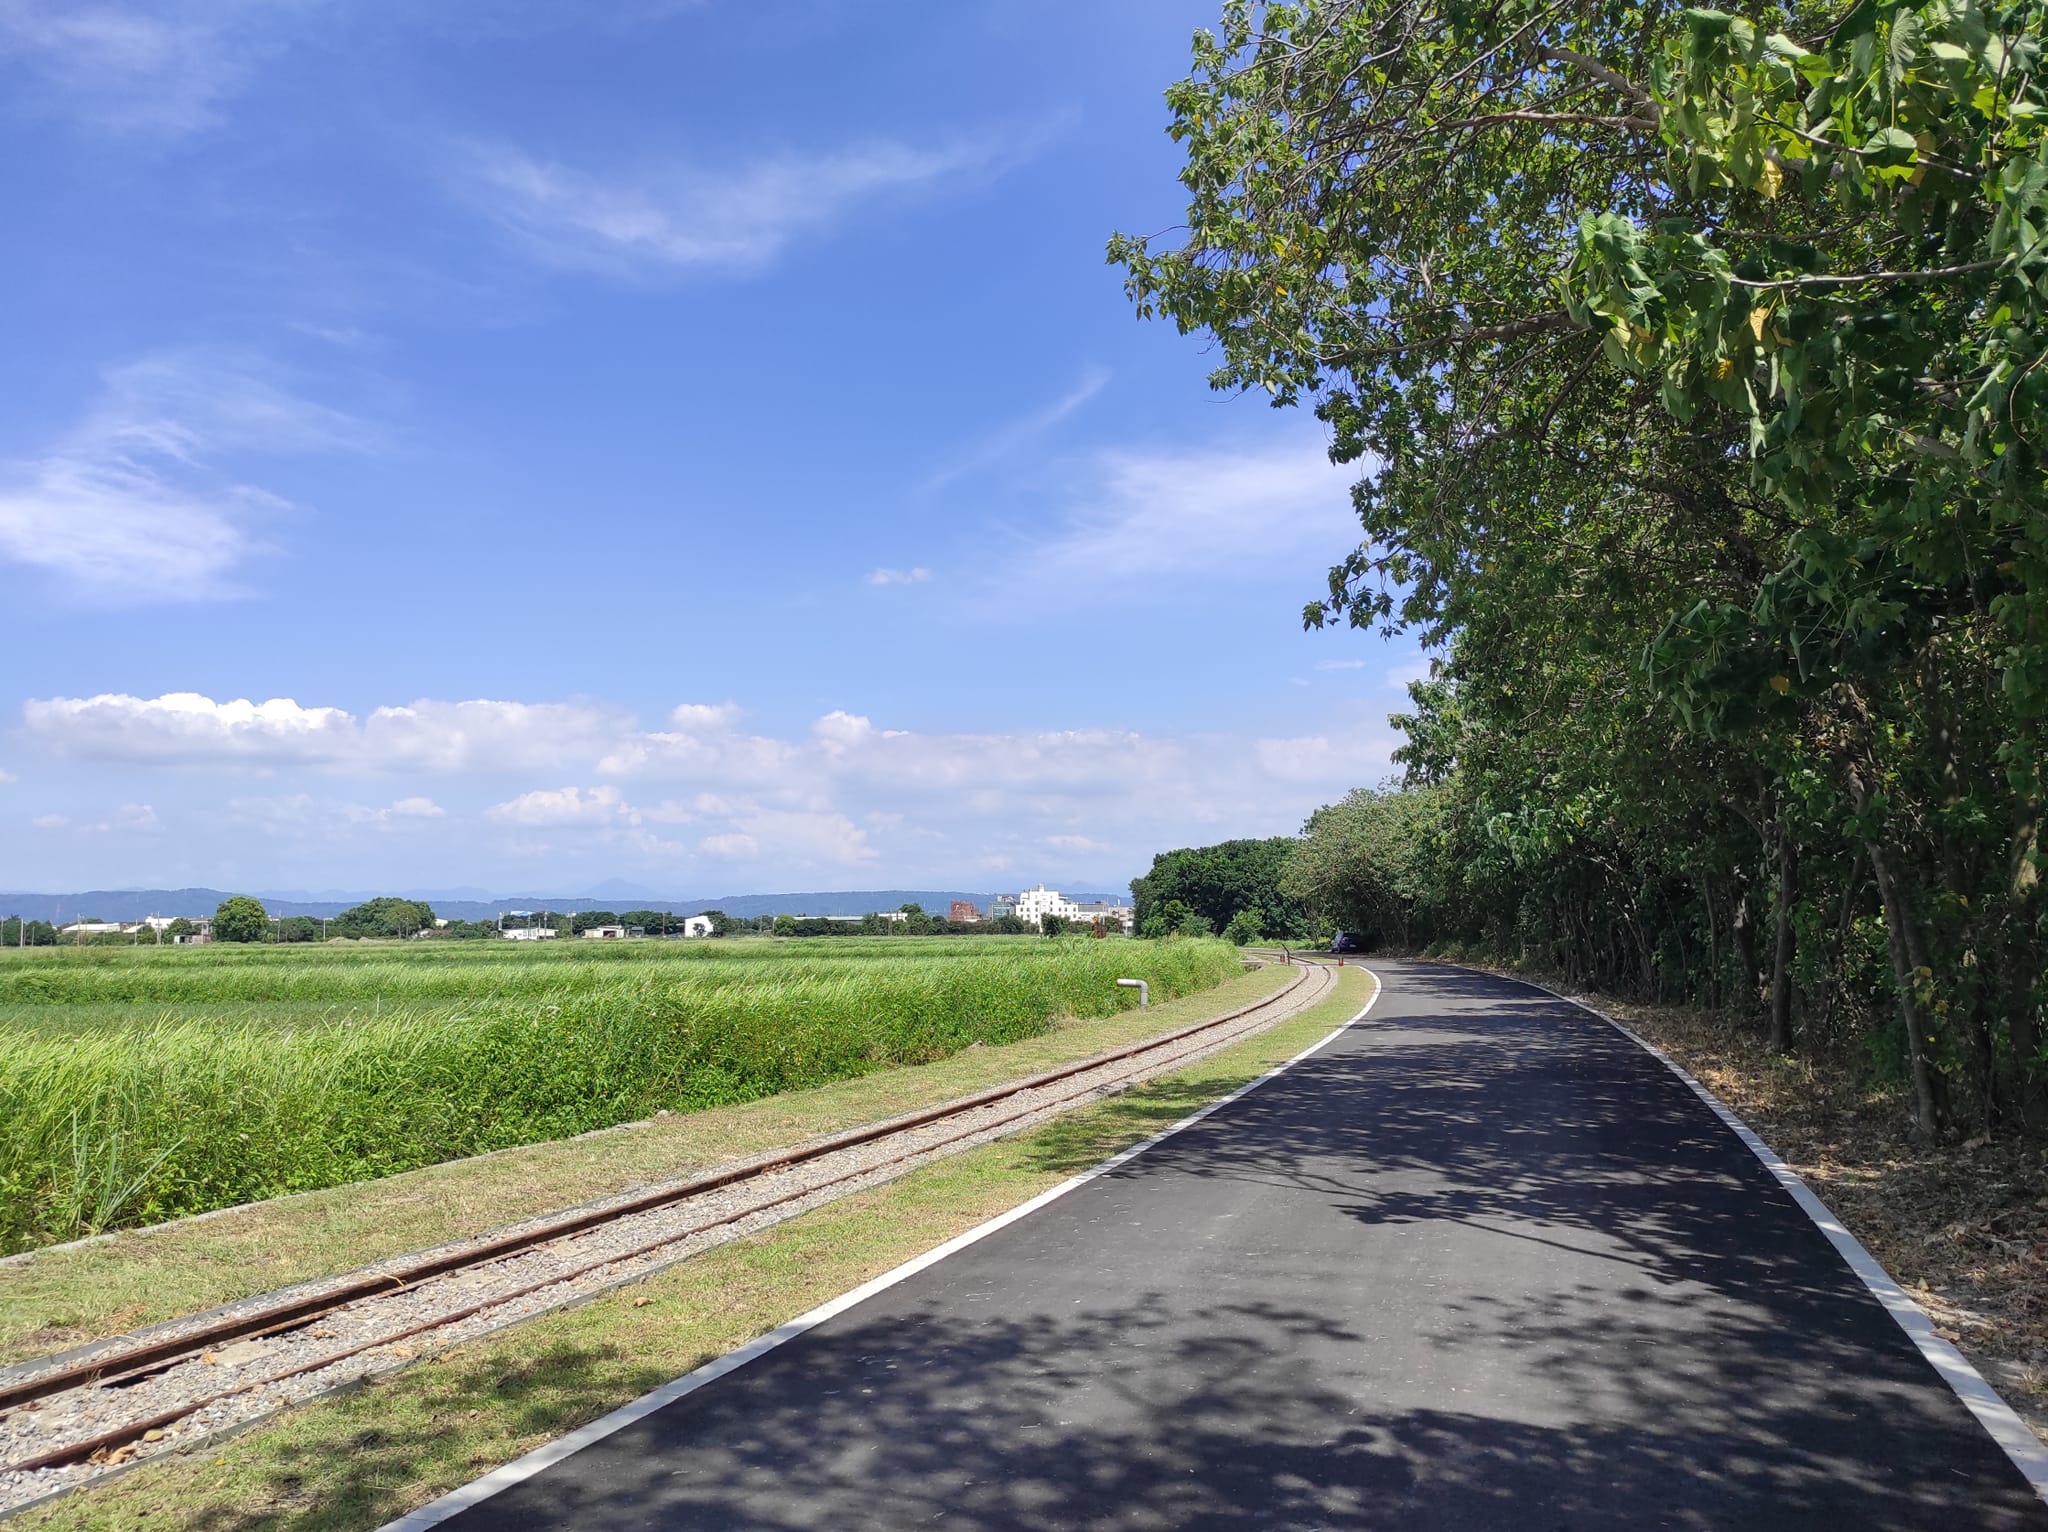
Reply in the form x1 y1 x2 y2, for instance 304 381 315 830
1769 826 1798 1053
1869 839 1941 1138
2005 798 2044 1125
1731 889 1761 1014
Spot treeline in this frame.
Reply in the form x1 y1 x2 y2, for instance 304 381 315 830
1116 0 2047 1137
1133 839 1317 944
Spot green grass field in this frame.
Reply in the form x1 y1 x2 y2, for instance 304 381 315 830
0 936 1242 1255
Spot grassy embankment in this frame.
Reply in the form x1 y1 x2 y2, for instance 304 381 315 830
8 965 1374 1532
0 938 1242 1255
0 961 1293 1365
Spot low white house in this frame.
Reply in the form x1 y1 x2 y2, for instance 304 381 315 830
682 914 715 938
580 924 627 939
501 926 557 941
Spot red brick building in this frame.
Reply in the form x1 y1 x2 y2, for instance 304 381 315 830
949 900 980 924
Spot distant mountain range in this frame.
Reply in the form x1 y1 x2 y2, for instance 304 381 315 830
0 885 1134 924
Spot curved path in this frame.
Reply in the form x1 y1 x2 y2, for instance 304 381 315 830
407 962 2048 1529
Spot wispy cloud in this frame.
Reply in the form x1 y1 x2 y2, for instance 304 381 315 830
0 0 293 137
0 355 375 601
460 130 1039 278
30 802 158 835
922 368 1109 494
0 1 701 138
1316 658 1369 671
1020 433 1363 588
227 793 447 835
866 566 932 587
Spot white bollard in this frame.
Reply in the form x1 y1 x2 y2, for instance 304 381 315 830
1116 978 1150 1008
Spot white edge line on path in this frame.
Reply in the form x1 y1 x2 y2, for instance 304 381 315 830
377 965 1383 1532
1493 967 2048 1506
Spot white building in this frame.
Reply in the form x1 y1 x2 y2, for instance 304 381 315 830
1012 886 1134 933
580 925 627 939
682 914 715 938
60 921 137 937
1013 886 1075 928
501 926 558 941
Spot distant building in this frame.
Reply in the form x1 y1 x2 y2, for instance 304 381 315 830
60 921 135 936
989 895 1018 921
1072 900 1136 935
949 900 980 924
682 914 715 938
1011 886 1134 933
501 926 557 941
1015 886 1080 929
580 925 627 939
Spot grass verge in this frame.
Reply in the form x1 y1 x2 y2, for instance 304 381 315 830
10 966 1371 1532
1460 960 2048 1444
0 964 1292 1367
0 939 1243 1252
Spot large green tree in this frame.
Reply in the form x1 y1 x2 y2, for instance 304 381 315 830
212 896 270 945
1115 0 2047 1136
333 897 437 940
1133 837 1312 938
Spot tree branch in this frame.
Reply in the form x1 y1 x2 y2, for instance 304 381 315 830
1534 45 1660 115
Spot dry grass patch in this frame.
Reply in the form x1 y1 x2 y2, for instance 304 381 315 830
0 964 1290 1367
10 968 1372 1532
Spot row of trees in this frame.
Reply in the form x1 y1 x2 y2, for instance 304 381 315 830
1132 838 1318 943
1116 0 2047 1136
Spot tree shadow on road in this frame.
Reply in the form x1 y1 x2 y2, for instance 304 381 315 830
433 1288 2047 1530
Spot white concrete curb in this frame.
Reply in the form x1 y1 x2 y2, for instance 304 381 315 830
1499 969 2048 1506
378 968 1383 1531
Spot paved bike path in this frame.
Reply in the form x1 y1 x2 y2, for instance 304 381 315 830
429 961 2048 1529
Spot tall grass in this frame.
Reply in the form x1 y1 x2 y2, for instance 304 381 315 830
0 939 1239 1253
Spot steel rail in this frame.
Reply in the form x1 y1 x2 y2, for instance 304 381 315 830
0 962 1318 1427
9 959 1336 1475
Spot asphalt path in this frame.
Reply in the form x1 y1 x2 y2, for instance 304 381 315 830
433 961 2048 1529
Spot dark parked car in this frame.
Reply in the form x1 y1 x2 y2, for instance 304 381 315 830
1329 932 1364 954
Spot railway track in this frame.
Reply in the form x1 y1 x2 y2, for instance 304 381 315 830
0 959 1336 1515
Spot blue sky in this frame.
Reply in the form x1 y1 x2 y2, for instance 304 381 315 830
0 0 1413 899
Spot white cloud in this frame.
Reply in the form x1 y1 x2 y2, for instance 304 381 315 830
0 768 14 785
29 802 157 834
866 566 932 587
461 132 1028 278
1024 435 1362 586
1317 658 1369 671
227 794 450 835
24 692 626 772
18 687 1403 883
922 369 1109 494
1046 833 1106 853
0 355 373 600
487 784 629 827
